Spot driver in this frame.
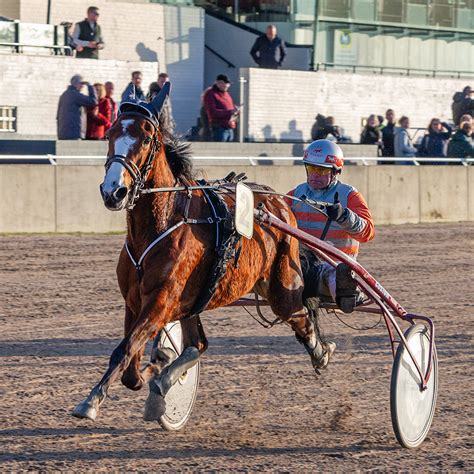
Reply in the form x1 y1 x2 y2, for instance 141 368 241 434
286 139 375 314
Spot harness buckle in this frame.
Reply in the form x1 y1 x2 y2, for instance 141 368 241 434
207 217 214 224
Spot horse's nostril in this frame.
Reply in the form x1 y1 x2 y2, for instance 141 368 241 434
114 187 128 201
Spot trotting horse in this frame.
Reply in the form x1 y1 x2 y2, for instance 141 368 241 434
72 83 330 422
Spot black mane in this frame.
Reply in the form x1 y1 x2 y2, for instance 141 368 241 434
160 115 194 182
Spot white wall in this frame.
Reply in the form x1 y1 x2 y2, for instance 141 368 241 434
164 6 205 134
242 67 471 142
0 55 157 136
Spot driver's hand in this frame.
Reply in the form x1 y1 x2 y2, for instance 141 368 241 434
325 202 345 222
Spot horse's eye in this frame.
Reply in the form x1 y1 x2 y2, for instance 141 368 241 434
143 137 152 145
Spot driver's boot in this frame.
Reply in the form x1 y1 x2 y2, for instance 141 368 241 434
335 263 358 314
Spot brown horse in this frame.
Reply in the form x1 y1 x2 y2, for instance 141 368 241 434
72 84 329 421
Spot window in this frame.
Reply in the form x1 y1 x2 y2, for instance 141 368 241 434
0 106 17 132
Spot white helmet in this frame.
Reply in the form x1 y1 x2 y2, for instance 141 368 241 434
303 139 344 172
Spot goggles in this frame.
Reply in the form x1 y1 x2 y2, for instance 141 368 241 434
305 164 333 176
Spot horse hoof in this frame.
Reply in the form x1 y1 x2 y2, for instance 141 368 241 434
143 390 166 422
72 400 98 421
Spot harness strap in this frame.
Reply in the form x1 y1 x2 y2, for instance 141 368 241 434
125 220 185 271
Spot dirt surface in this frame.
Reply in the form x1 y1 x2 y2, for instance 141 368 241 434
1 223 473 472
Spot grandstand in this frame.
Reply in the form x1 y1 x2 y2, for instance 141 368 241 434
0 0 473 148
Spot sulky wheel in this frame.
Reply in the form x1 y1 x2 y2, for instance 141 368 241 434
155 321 200 431
390 323 438 448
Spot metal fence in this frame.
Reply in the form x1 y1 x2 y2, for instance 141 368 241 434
0 155 472 166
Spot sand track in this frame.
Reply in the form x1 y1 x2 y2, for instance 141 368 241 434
1 223 473 471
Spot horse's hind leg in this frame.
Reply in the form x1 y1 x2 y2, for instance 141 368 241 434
285 301 336 375
267 237 334 374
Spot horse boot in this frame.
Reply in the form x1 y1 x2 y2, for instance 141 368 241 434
335 263 358 314
304 300 336 374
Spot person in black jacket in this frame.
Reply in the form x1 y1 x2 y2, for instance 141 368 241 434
451 86 474 125
380 109 396 157
417 118 452 158
72 6 104 59
250 25 286 69
311 115 341 141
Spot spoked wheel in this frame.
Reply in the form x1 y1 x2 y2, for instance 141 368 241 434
154 321 200 431
390 323 438 448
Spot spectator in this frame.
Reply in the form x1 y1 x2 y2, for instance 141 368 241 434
121 71 146 102
72 6 104 59
380 109 396 157
57 74 98 140
250 25 286 69
360 114 382 146
311 114 341 142
447 122 474 158
147 73 175 130
105 81 117 125
394 116 417 159
147 73 169 101
86 83 111 140
451 86 474 125
203 74 240 142
458 114 472 127
417 118 452 158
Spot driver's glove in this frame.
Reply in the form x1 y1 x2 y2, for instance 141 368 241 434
325 202 345 222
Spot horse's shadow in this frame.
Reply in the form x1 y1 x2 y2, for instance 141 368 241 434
0 438 396 463
0 334 402 358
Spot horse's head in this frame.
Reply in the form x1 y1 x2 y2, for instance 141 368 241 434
100 82 171 211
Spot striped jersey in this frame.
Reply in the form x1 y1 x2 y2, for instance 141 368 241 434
286 180 375 257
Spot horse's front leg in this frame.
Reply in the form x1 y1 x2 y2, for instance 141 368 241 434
121 305 150 391
72 302 162 421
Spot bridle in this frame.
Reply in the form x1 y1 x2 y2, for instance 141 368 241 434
104 112 161 210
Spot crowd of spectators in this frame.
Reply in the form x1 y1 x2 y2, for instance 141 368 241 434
312 85 474 160
57 71 173 140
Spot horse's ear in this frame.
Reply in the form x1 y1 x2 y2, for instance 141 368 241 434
149 81 171 118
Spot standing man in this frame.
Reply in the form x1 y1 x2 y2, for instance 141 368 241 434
57 74 98 140
147 73 175 130
121 71 146 103
72 6 104 59
203 74 240 142
250 25 286 69
380 109 396 157
105 81 117 125
394 116 417 159
452 86 474 125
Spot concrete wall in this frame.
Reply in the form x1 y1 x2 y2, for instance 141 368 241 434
0 0 19 19
1 164 472 232
241 67 472 142
0 165 125 233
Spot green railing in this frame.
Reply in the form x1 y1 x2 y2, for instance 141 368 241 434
0 20 71 54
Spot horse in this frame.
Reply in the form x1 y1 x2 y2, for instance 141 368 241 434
72 83 331 422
